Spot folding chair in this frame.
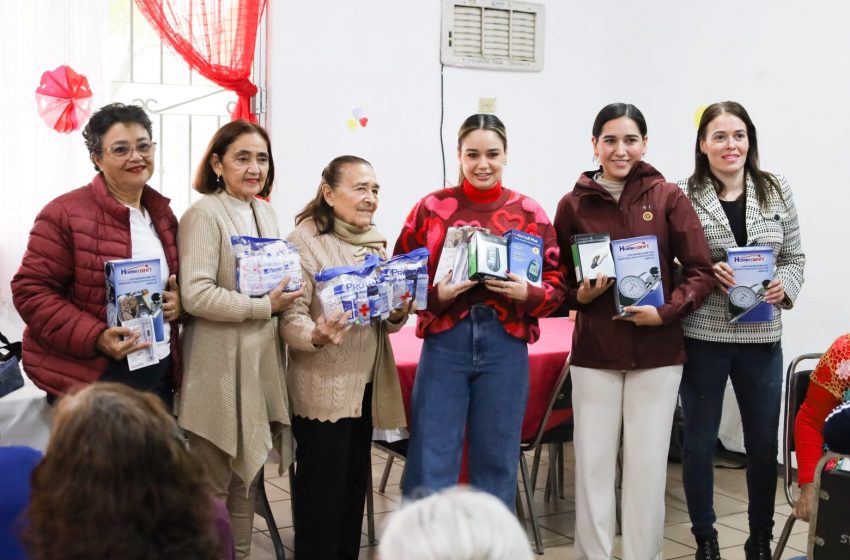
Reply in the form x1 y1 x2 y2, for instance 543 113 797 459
255 464 296 560
808 452 850 559
366 438 409 544
517 357 572 555
772 352 822 560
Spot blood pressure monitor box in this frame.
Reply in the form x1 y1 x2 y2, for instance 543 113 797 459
468 231 508 281
570 233 615 285
505 229 543 286
611 235 664 316
726 246 774 324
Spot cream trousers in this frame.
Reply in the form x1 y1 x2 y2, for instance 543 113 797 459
571 365 682 560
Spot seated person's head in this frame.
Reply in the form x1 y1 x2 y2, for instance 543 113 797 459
824 400 850 454
378 486 533 560
24 383 220 560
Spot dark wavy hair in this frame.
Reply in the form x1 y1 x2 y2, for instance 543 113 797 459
295 155 373 234
456 113 508 186
194 120 275 197
23 383 221 560
687 101 782 208
82 103 153 171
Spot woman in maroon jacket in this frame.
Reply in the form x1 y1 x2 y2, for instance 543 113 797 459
11 103 181 407
553 103 713 560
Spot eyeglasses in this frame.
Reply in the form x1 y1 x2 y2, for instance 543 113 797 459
99 142 157 159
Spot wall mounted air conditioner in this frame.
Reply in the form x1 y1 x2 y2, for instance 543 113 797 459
440 0 545 72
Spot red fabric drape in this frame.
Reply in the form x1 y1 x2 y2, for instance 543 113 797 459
134 0 266 123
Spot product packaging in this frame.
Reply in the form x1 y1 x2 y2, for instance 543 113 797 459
467 230 508 281
726 246 774 323
571 232 615 285
105 258 162 370
433 225 478 286
315 254 381 325
505 229 544 286
611 235 664 315
382 248 430 311
231 236 302 296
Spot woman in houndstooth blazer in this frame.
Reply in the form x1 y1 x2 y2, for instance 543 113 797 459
677 101 806 560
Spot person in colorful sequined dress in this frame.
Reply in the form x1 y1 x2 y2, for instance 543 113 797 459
794 333 850 522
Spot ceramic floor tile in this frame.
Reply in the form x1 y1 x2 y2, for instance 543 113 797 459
718 543 806 560
262 478 290 500
537 511 576 538
260 448 812 559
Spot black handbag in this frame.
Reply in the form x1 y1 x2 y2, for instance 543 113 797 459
0 331 24 398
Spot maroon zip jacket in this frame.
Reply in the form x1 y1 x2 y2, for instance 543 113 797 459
11 173 180 396
553 162 713 370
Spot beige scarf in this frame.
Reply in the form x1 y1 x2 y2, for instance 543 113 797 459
333 219 407 429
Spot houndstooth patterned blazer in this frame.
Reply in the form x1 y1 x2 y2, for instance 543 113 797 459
677 174 805 343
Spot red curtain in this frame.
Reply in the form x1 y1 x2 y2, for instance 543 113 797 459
134 0 266 122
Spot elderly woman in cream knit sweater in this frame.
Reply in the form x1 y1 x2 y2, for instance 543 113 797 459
281 155 411 560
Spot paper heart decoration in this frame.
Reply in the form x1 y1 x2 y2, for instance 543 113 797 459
352 107 368 128
346 118 357 130
34 65 93 133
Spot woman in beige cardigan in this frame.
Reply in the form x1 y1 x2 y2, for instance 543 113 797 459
281 155 410 560
177 121 301 560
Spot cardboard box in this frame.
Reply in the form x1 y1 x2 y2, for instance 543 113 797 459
468 231 508 281
726 246 774 323
505 229 544 286
105 258 163 370
571 233 615 285
611 235 664 315
433 226 477 286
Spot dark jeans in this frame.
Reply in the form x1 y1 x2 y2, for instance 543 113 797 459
292 385 373 560
403 304 529 509
680 337 782 537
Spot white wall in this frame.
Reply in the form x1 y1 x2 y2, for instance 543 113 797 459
267 0 850 365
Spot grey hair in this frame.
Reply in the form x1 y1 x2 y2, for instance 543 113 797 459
378 486 533 560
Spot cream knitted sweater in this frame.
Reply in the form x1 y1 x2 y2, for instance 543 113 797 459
281 218 405 422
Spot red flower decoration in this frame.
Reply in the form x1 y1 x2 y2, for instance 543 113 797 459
34 65 93 133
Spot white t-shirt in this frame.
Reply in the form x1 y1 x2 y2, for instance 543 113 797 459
127 205 172 360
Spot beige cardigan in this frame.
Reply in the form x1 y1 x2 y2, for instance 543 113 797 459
177 190 293 486
281 218 405 424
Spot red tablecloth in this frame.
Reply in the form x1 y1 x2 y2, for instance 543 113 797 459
389 317 574 441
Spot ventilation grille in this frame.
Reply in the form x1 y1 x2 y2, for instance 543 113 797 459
441 0 544 72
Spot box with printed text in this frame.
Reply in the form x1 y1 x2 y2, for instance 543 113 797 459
726 246 774 323
105 258 164 370
571 232 615 286
611 235 664 316
505 229 543 286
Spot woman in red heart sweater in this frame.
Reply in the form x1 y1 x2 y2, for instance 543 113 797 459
393 113 566 508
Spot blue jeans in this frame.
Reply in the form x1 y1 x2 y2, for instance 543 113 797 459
403 304 529 508
680 337 783 537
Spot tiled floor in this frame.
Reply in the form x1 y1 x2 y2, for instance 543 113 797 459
249 443 809 559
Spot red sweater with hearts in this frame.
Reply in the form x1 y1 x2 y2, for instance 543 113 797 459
393 182 565 342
